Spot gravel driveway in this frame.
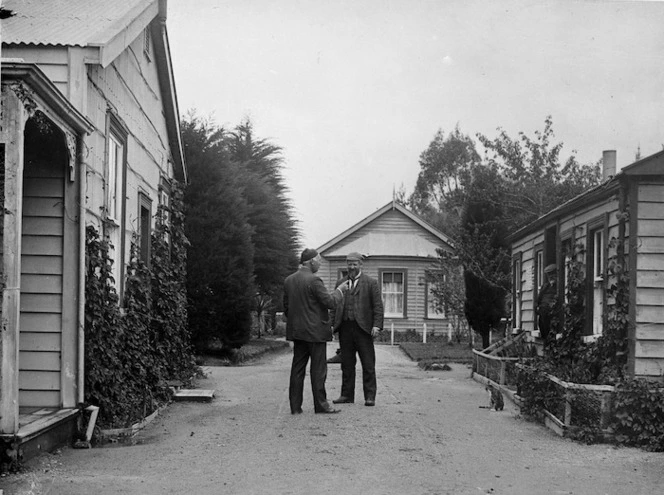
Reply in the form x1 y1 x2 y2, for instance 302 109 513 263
3 343 664 494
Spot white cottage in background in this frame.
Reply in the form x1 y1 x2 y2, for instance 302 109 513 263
317 200 454 336
1 0 185 455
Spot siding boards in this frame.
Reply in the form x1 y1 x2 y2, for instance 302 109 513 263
637 253 664 270
19 391 60 408
21 274 62 294
20 159 65 408
20 294 62 313
22 217 63 236
22 198 64 217
636 323 664 340
23 178 64 197
21 255 62 275
19 332 60 352
22 236 63 256
638 202 664 220
637 306 664 323
634 359 664 377
19 371 60 391
637 271 664 288
19 313 62 333
636 288 664 306
638 219 664 236
20 352 60 371
638 237 664 254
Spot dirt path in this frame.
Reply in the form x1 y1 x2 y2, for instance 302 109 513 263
3 343 664 495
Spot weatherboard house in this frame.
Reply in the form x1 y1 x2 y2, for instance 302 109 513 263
317 201 454 336
0 0 185 454
509 149 664 378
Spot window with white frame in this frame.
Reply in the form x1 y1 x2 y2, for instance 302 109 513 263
593 229 604 281
138 192 152 267
106 115 127 295
381 270 405 318
107 132 124 222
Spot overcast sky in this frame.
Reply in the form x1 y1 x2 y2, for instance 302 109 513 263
168 0 664 249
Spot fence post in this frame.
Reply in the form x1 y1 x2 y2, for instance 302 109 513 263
564 390 572 427
390 322 394 346
423 323 427 344
447 323 452 342
499 360 506 385
600 391 612 429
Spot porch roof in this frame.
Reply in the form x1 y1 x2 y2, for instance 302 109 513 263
2 62 94 135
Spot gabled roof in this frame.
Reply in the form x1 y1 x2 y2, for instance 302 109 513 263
509 148 664 242
2 0 186 182
318 200 453 259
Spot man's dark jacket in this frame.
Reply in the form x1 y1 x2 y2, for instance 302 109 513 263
283 267 343 342
332 272 384 334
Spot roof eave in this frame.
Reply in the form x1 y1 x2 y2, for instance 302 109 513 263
151 19 186 183
94 0 160 68
507 179 621 242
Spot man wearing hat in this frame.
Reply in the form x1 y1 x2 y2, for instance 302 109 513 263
283 248 349 414
536 263 558 340
331 252 384 407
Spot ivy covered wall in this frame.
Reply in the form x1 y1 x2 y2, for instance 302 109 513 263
84 183 196 428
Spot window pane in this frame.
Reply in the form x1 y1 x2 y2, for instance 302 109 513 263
382 271 404 316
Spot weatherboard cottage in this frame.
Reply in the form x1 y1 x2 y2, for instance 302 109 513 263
0 0 185 455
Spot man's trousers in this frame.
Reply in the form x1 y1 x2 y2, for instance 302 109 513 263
338 320 376 401
289 340 330 413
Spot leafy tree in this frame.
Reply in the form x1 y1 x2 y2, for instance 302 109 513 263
427 253 469 343
412 117 600 348
227 121 299 321
477 115 601 230
182 115 255 349
410 125 481 231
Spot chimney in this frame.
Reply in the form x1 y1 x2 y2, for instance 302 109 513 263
602 150 616 181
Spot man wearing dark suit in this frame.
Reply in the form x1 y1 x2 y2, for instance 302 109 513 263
284 248 349 415
332 252 384 407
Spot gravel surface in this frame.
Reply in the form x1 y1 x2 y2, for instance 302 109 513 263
2 343 664 494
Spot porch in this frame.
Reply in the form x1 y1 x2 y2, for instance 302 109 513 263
1 408 79 466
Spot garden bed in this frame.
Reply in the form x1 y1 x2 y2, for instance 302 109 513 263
399 342 475 365
198 338 291 366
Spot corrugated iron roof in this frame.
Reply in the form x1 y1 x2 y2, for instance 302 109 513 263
2 0 152 47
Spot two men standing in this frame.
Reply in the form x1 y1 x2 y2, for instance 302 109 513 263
332 252 384 407
283 248 384 414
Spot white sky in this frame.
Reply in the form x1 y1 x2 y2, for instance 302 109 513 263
168 0 664 249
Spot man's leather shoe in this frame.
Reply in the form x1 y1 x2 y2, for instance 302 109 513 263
315 408 340 414
365 399 375 407
291 408 303 414
327 353 342 364
333 396 353 404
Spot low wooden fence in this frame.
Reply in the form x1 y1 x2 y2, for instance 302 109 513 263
472 334 616 437
515 364 616 437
